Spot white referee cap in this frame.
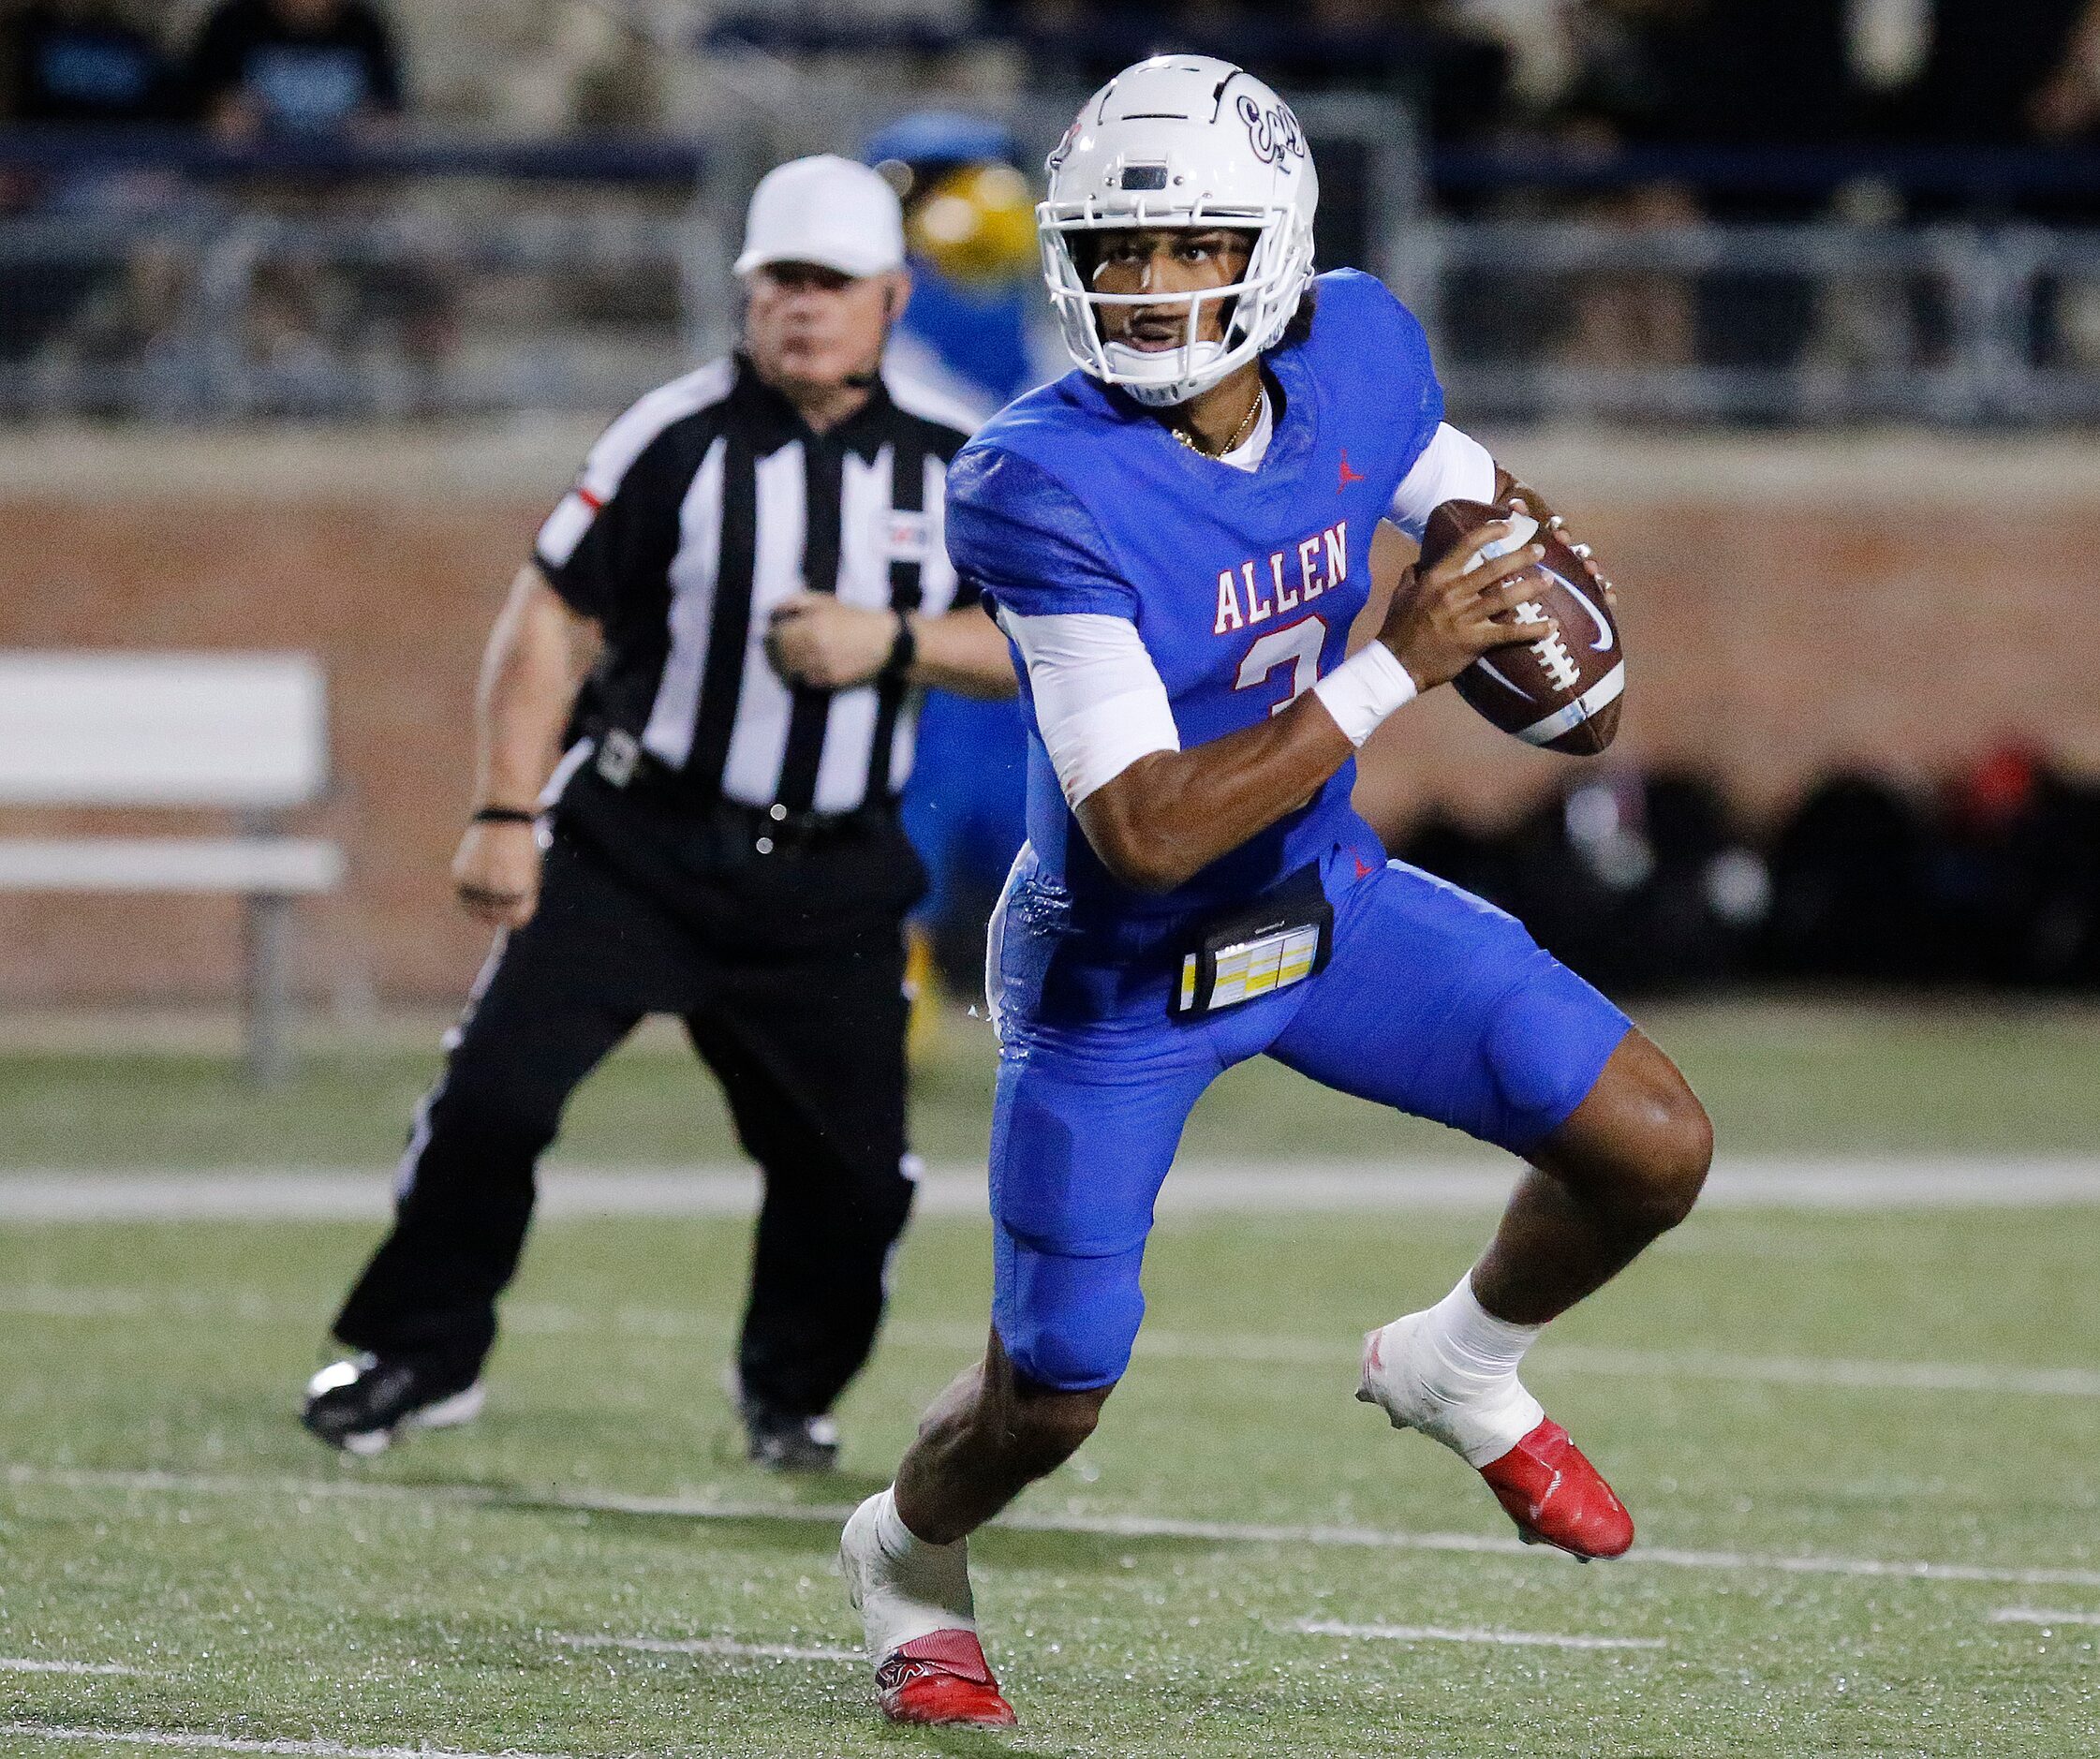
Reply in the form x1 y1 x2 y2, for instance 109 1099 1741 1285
733 155 906 279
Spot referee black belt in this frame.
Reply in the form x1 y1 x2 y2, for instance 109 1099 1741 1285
594 733 894 856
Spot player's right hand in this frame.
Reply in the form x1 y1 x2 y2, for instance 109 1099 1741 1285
1375 519 1559 694
451 821 542 928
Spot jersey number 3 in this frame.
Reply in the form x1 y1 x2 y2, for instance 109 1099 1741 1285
1235 614 1328 716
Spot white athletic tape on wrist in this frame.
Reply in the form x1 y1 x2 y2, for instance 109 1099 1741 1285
1312 642 1418 748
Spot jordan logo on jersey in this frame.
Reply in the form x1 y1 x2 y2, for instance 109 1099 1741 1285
1213 521 1349 635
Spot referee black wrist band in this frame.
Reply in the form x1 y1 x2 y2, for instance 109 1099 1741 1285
471 806 538 825
879 611 917 683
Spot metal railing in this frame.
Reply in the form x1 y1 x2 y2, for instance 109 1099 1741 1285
1397 220 2100 425
0 93 1424 421
4 119 2098 426
0 201 722 419
0 134 729 420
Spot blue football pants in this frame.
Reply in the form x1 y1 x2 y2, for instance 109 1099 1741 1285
985 855 1633 1391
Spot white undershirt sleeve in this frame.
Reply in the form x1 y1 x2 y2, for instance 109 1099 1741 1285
998 610 1179 809
1387 422 1498 540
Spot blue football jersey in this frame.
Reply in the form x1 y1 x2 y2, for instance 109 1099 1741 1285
945 268 1444 933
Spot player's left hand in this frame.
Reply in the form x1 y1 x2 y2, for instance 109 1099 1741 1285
765 593 899 689
1508 495 1617 612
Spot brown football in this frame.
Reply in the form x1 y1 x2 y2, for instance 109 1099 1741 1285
1419 497 1625 756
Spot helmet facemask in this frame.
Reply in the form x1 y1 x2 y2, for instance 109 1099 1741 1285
1037 57 1321 406
1040 199 1314 408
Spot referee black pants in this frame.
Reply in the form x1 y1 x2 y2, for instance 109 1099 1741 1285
331 820 919 1420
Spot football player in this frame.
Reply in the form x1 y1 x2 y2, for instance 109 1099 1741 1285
841 56 1714 1729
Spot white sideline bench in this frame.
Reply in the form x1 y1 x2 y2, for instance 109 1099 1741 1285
0 652 347 1082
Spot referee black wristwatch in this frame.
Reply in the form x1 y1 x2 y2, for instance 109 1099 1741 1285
878 610 916 685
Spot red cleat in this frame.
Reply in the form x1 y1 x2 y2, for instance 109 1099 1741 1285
873 1629 1019 1729
1477 1418 1634 1560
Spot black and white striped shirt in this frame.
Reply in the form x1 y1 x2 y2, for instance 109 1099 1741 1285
533 354 978 817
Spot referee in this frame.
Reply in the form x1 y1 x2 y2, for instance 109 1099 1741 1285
301 155 1014 1471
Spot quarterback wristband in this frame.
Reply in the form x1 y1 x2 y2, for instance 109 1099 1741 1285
1311 642 1417 747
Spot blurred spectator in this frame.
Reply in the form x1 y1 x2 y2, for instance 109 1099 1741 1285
2029 0 2100 140
1754 775 1928 983
4 0 175 122
1908 0 2099 145
1590 0 1857 384
980 0 1509 142
1400 750 2100 997
1922 742 2100 986
1401 770 1768 995
1554 184 1699 373
1900 0 2100 367
184 0 456 411
1270 1 1510 143
187 0 403 140
0 1 189 380
1557 0 1679 143
1505 3 1697 386
1455 0 1575 111
1659 0 1856 155
1274 0 1512 265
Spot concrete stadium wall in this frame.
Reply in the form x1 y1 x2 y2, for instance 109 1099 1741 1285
7 424 2100 1007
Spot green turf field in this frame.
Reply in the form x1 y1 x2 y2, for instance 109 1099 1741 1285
3 1000 2099 1166
4 1195 2098 1758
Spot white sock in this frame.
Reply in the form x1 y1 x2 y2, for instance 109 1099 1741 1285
872 1486 933 1560
1426 1273 1542 1393
843 1487 976 1658
1361 1272 1546 1468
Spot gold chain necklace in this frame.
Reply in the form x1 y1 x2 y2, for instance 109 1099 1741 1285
1172 385 1264 459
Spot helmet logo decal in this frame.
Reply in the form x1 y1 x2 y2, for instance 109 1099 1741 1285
1046 118 1082 176
1235 94 1305 167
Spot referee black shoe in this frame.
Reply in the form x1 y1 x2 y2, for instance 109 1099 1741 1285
300 1353 485 1457
741 1399 841 1474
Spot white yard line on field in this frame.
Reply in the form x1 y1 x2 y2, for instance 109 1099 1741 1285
9 1461 2100 1593
0 1289 288 1323
1514 1345 2100 1401
553 1633 860 1664
5 1158 2100 1222
0 1662 144 1677
1991 1606 2100 1627
1292 1619 1664 1651
12 1285 2098 1402
995 1507 2100 1590
885 1320 2100 1400
0 1726 569 1759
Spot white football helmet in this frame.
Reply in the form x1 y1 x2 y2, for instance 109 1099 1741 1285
1039 55 1319 407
